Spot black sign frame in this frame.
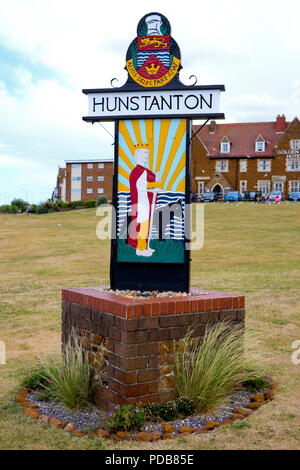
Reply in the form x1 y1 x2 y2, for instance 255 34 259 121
83 12 225 292
110 118 191 292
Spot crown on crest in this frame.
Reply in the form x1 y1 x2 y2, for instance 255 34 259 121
134 143 149 149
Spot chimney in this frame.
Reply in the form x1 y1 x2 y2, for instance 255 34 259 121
276 114 286 132
209 120 216 133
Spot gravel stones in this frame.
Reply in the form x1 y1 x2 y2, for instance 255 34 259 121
20 383 274 440
99 287 203 299
25 394 105 431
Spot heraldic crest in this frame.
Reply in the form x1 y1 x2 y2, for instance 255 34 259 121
126 12 181 88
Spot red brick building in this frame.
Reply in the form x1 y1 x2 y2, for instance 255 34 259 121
53 159 114 202
54 115 300 203
191 115 300 198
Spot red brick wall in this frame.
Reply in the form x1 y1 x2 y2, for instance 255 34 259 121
62 287 245 410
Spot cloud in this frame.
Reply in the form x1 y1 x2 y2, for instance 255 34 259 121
0 151 57 205
0 0 300 203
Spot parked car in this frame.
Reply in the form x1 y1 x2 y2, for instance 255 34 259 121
243 190 263 201
214 191 224 201
199 192 216 202
288 191 300 201
243 190 251 201
269 190 284 201
224 191 242 202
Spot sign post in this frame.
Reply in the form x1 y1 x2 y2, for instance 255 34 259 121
62 12 245 410
83 12 225 292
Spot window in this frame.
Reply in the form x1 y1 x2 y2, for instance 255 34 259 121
71 177 81 181
98 163 104 169
240 160 247 172
258 159 271 171
220 142 230 153
291 140 300 149
98 188 104 194
274 182 283 192
87 163 93 169
287 158 300 171
98 176 104 182
87 176 93 181
290 181 300 191
71 164 81 169
258 180 270 194
216 160 228 172
255 141 265 152
87 188 93 194
240 181 247 193
198 182 204 194
71 189 81 194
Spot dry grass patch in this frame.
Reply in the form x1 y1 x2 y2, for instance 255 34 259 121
0 203 299 449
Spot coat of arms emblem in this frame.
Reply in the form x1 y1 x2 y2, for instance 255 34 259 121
126 12 181 88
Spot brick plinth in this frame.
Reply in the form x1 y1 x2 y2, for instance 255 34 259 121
62 287 245 410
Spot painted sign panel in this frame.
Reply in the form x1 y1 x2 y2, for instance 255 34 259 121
82 11 225 291
116 118 187 263
86 89 221 120
126 12 181 88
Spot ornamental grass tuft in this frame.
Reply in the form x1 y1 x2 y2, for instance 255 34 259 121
23 330 99 410
43 331 98 409
173 322 265 413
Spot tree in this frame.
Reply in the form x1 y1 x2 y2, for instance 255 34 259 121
10 198 28 212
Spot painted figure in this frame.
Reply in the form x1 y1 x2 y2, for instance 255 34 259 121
128 145 160 257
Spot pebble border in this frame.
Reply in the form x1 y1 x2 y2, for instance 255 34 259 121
17 380 277 442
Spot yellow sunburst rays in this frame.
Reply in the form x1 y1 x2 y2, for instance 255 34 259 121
131 120 143 149
118 120 155 192
155 119 172 174
160 119 187 190
167 151 186 192
117 118 186 192
118 157 131 191
119 120 136 156
118 121 136 192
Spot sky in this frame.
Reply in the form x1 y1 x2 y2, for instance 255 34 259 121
0 0 300 204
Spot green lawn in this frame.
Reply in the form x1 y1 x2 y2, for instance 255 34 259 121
0 202 299 449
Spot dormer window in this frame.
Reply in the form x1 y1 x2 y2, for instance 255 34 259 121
220 136 230 153
255 135 266 152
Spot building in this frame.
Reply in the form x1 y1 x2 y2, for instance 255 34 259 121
53 159 114 203
52 166 66 202
191 115 300 199
53 114 300 203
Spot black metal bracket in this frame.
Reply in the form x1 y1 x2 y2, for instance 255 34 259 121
190 118 210 143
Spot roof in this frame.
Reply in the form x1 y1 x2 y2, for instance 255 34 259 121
193 120 290 158
65 159 114 163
